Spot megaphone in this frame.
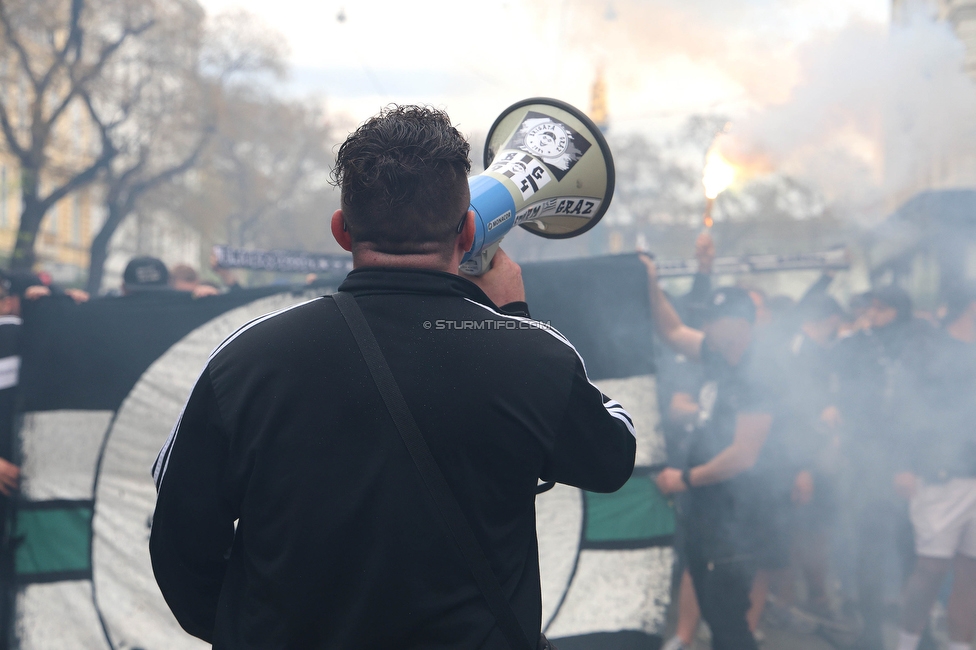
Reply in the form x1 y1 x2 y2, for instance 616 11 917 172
459 98 615 275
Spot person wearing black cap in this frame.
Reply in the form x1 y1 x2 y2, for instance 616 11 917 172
641 255 780 650
122 256 171 295
893 285 976 650
655 233 717 650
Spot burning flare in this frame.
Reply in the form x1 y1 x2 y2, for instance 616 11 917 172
702 149 736 200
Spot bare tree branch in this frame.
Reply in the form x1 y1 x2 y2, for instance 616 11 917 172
39 148 110 210
36 0 85 98
0 0 39 87
52 17 155 128
0 95 25 160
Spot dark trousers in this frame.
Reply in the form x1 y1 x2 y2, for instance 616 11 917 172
685 539 757 650
854 497 915 650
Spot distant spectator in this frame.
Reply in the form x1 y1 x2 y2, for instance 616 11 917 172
766 295 796 322
169 264 200 292
170 264 220 298
834 285 934 650
839 291 873 337
0 270 88 310
122 257 171 295
209 252 240 290
894 285 976 650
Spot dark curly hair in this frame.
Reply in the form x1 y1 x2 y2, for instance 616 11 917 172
331 105 471 253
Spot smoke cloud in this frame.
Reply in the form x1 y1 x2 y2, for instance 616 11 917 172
558 1 976 222
716 12 976 221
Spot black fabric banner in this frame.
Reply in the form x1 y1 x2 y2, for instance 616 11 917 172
19 287 289 412
12 254 670 648
19 253 656 412
522 253 655 380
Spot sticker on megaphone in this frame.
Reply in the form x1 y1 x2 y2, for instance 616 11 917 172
459 98 615 275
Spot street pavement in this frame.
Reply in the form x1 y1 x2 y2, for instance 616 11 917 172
690 628 838 650
687 622 908 650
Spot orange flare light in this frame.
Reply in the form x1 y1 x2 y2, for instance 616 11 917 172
702 149 736 200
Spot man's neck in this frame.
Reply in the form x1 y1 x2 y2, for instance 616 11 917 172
352 245 459 274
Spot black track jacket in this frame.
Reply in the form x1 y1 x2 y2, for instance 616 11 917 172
150 268 636 649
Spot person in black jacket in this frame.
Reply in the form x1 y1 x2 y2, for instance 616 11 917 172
641 255 779 650
149 105 637 650
834 286 935 650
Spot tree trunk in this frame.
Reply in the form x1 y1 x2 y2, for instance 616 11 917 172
85 203 127 295
10 180 46 271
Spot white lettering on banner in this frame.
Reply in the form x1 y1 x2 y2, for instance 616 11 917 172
0 355 20 390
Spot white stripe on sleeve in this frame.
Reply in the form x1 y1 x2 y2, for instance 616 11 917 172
464 299 638 439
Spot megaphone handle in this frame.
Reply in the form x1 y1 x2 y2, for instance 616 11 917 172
459 241 502 276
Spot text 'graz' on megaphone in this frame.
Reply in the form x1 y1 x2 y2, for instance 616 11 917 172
459 98 615 275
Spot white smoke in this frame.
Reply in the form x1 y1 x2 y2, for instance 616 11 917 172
715 11 976 222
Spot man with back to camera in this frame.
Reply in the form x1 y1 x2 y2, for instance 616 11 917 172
640 255 780 650
149 105 637 649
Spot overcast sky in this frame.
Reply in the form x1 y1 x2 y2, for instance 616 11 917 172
197 0 891 135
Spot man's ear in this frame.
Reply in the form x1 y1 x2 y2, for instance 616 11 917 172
331 209 352 252
456 210 475 258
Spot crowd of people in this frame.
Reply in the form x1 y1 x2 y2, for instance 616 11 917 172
648 233 976 650
2 238 973 650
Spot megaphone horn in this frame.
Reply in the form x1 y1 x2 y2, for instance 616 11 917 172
459 98 615 275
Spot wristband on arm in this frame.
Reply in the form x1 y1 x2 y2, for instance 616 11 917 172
681 467 694 490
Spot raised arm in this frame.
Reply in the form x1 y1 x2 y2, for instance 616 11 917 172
639 254 705 361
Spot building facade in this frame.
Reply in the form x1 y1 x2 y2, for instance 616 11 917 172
0 70 101 285
886 0 976 212
894 0 976 77
0 154 99 286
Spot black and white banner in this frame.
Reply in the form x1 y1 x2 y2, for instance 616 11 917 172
12 255 674 650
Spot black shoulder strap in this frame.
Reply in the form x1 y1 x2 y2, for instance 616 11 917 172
332 291 535 650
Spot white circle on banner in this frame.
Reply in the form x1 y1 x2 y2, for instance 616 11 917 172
91 293 306 650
